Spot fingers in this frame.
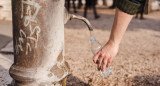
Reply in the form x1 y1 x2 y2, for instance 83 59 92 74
107 55 112 68
92 51 100 63
93 50 113 71
98 54 104 70
102 56 108 72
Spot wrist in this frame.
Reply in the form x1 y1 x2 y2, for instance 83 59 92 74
108 39 120 47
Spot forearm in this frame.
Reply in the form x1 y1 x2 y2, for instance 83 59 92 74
109 8 133 45
93 0 148 71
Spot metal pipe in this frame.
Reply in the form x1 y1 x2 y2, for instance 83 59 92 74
64 8 93 31
70 14 93 31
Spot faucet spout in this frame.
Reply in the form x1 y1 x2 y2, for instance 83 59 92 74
70 14 93 31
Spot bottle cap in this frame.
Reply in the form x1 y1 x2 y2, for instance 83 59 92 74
90 37 96 42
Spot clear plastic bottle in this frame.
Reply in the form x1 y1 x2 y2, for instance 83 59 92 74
90 37 112 76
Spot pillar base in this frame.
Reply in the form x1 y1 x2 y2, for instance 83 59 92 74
9 61 69 86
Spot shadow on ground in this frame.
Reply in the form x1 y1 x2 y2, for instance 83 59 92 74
67 74 90 86
66 74 160 86
133 75 160 86
0 65 12 85
0 34 12 50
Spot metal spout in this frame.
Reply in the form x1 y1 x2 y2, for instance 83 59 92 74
70 14 93 31
64 8 93 31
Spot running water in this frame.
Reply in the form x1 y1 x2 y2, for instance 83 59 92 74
90 30 93 39
69 14 112 76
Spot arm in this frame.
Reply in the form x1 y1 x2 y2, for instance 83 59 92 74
109 8 133 46
93 8 133 72
93 0 147 72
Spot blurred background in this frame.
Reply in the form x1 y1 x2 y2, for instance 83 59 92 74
0 0 160 86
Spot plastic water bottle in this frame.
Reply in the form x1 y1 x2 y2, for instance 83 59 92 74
90 37 112 76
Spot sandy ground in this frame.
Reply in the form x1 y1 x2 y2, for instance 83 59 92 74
65 9 160 86
0 8 160 86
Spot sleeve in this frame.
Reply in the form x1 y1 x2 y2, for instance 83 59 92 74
116 0 142 15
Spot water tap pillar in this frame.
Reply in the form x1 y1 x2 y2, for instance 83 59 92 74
10 0 69 86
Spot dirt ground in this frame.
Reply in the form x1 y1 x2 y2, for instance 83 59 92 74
64 8 160 86
0 8 160 86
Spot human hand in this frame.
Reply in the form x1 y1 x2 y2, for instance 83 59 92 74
92 40 119 72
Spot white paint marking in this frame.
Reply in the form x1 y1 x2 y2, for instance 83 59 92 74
21 0 24 18
27 25 41 48
26 43 32 55
22 0 41 23
16 0 41 55
15 29 27 54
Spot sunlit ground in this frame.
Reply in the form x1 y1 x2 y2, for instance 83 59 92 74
0 7 160 86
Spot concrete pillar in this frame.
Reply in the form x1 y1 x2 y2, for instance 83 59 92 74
10 0 69 86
